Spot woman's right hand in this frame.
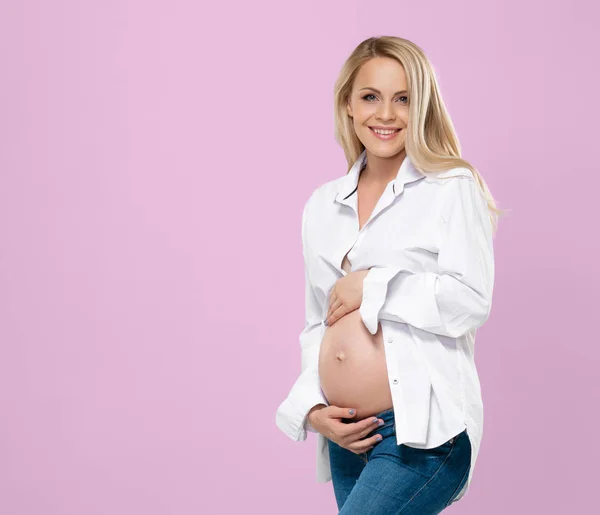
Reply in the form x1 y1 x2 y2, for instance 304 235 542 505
308 405 383 454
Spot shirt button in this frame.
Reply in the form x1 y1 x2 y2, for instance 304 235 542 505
392 379 398 385
387 337 394 343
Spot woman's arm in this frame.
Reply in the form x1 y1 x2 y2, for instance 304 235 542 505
275 194 329 441
359 175 495 338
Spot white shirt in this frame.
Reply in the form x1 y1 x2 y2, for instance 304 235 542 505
275 149 495 503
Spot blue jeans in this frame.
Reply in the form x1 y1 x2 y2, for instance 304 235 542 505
327 408 471 514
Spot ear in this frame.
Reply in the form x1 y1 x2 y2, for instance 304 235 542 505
346 100 353 118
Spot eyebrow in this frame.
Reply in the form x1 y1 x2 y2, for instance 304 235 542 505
359 87 408 95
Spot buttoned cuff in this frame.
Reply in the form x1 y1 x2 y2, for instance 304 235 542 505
275 368 328 441
360 268 446 334
359 267 401 334
304 399 327 434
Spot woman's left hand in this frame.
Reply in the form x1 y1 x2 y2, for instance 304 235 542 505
325 269 370 327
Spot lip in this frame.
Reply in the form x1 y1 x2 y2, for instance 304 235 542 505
369 126 402 141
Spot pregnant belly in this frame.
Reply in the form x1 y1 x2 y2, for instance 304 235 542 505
318 309 393 421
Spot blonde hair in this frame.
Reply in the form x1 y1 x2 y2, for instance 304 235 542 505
333 36 503 232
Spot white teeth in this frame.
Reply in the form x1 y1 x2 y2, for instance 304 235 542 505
372 128 399 135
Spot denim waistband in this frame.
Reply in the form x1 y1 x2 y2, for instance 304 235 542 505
375 407 394 420
342 407 395 424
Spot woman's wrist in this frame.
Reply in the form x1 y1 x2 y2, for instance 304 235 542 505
308 404 327 425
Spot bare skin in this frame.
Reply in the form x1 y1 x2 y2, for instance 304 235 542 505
308 404 384 454
310 150 395 455
308 57 412 455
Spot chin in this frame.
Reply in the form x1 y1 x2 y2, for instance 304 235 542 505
363 143 406 158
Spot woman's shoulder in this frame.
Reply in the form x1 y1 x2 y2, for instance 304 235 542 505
423 166 476 183
304 176 346 210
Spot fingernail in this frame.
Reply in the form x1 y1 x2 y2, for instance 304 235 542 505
323 319 329 326
376 435 382 441
349 409 355 414
378 420 384 426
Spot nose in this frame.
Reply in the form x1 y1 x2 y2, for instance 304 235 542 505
376 101 396 121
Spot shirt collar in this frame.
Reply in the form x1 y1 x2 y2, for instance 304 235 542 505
334 149 425 203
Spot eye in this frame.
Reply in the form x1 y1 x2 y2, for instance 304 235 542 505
361 94 409 104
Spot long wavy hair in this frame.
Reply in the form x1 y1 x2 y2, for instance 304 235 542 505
334 36 502 232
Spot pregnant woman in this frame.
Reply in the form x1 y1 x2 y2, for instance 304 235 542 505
276 35 499 514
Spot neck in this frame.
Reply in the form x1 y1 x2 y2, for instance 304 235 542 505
361 148 407 186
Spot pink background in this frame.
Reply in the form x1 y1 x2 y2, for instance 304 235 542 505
1 0 598 513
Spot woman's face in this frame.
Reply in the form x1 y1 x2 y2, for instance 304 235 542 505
346 57 409 159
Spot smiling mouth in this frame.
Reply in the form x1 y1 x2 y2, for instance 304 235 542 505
369 127 402 132
369 127 402 139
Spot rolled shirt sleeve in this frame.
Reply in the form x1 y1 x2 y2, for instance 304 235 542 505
359 175 495 338
276 196 329 441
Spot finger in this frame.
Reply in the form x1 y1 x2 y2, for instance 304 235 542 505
328 286 336 303
354 417 383 439
327 290 337 309
327 297 342 319
328 304 347 326
326 294 333 318
343 417 379 443
327 407 357 420
347 433 383 453
340 415 380 438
